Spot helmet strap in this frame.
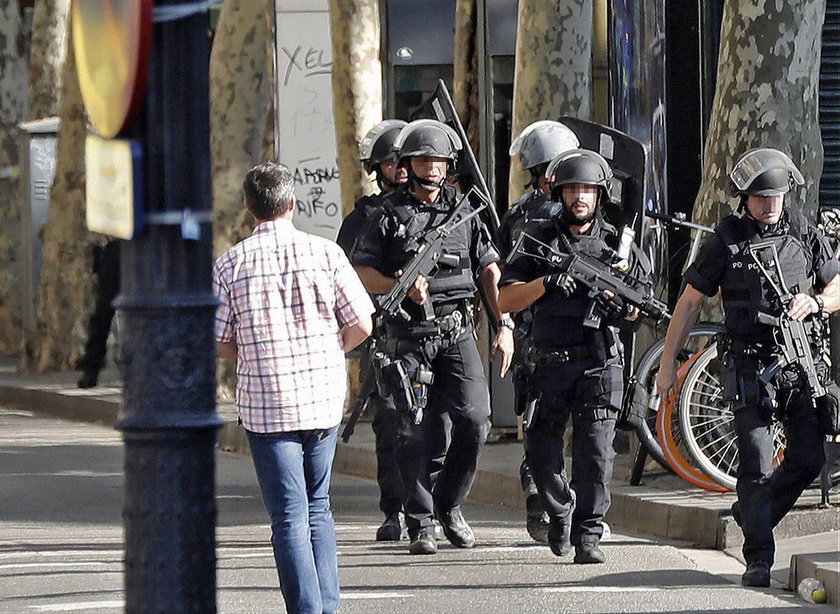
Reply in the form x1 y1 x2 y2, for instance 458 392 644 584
407 165 446 190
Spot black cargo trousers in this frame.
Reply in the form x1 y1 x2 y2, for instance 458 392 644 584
356 340 403 517
380 322 491 536
724 352 825 567
526 346 623 547
357 338 448 518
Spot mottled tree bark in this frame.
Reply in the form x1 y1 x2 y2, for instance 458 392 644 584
210 1 273 398
23 18 91 371
328 0 382 407
0 5 29 356
27 0 70 121
454 0 480 153
508 0 593 203
329 0 381 216
210 0 273 258
694 0 826 226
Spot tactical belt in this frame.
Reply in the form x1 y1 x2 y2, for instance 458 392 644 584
528 344 600 366
718 334 774 358
385 302 470 339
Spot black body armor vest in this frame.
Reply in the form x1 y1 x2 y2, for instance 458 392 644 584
716 211 812 342
530 216 622 347
383 185 476 299
500 190 561 258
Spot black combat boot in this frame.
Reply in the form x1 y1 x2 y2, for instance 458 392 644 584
574 541 606 564
741 561 771 587
376 512 403 541
547 515 572 557
408 527 437 555
434 506 475 549
525 495 549 544
77 370 99 389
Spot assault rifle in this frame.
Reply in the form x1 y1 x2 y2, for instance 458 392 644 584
746 240 827 399
510 232 669 328
377 187 488 322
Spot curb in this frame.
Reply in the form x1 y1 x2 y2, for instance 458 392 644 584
789 545 840 605
0 383 120 426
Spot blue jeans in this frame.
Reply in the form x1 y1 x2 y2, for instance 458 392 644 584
246 426 340 614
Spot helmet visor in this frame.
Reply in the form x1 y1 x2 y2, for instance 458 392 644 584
509 121 580 169
359 119 407 162
730 148 805 192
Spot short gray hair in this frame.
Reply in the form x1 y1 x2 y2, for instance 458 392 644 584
242 161 295 220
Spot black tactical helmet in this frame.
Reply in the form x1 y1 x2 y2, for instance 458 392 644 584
393 119 462 164
729 148 804 197
546 149 617 203
509 120 579 170
359 119 406 174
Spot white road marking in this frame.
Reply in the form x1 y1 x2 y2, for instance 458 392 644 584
0 550 122 559
472 545 548 553
0 562 116 571
30 601 124 612
0 409 35 417
542 586 664 593
341 592 414 599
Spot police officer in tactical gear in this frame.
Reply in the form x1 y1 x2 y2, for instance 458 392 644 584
500 120 580 252
337 120 407 256
337 120 410 542
353 119 514 555
499 149 645 564
656 148 840 587
500 121 580 543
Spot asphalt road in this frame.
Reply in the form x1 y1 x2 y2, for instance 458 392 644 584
0 407 820 613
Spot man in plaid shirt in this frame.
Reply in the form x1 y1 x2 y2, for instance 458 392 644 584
213 161 374 614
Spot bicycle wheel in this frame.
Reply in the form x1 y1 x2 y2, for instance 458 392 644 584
678 343 785 490
630 322 724 481
656 348 730 492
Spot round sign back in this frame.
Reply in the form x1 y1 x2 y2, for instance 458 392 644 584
72 0 152 138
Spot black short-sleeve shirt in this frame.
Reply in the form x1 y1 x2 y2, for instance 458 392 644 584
336 193 383 258
684 211 839 297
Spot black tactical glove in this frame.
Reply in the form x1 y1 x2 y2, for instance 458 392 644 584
596 293 630 319
543 273 577 298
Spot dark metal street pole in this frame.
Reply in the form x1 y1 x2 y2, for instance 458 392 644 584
115 2 221 612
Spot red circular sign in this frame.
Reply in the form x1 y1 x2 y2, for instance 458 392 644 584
72 0 152 138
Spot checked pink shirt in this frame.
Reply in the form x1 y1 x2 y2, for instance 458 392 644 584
213 218 374 433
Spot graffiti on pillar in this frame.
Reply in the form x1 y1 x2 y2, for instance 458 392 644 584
275 10 341 240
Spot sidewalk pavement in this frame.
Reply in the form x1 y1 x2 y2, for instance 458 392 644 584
0 356 837 603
